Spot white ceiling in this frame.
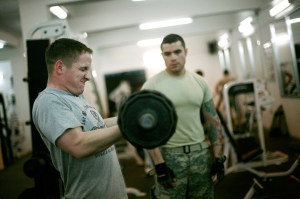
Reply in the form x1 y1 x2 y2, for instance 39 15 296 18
0 0 274 49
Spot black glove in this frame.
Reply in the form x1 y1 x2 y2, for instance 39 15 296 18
155 163 176 189
211 155 226 182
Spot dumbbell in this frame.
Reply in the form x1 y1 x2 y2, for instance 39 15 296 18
118 90 177 149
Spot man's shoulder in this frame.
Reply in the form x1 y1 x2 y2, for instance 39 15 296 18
35 88 72 105
150 70 166 79
188 70 201 78
142 71 165 88
188 71 207 84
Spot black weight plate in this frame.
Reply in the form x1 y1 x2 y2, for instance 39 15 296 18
118 90 177 149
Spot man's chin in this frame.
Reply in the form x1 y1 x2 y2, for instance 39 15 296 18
75 89 84 96
170 67 183 73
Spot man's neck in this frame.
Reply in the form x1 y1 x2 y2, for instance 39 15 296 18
165 68 186 77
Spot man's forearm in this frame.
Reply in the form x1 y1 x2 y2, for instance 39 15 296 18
148 148 165 164
104 116 118 127
207 117 224 157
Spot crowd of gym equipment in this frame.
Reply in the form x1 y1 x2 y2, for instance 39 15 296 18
0 93 14 169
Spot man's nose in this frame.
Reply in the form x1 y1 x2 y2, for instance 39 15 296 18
170 53 177 60
85 72 91 80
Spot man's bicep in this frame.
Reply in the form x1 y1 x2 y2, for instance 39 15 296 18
56 127 82 152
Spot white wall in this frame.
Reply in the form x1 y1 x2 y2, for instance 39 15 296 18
0 46 32 156
90 34 222 116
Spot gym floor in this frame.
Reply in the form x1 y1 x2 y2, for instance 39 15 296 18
0 136 299 199
215 135 300 199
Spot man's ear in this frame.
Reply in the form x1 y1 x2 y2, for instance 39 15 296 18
54 60 64 74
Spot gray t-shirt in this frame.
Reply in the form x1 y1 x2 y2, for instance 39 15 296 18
32 88 127 199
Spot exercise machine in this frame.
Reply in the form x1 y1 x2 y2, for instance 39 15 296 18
218 79 299 198
0 93 14 168
219 80 299 173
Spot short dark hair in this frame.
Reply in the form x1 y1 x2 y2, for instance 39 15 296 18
45 38 93 73
196 70 204 76
223 69 229 75
161 34 186 50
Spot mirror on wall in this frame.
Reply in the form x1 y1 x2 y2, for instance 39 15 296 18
237 34 264 80
235 15 264 81
290 8 300 94
270 7 300 97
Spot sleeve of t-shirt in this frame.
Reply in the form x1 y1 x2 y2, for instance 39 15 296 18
203 80 213 103
141 79 154 90
191 73 213 103
32 93 82 145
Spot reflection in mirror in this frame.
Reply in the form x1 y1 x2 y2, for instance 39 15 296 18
270 8 300 97
236 15 265 81
289 8 300 94
217 33 232 72
238 34 263 80
238 38 254 79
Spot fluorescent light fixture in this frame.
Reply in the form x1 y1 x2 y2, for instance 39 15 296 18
82 32 88 39
139 17 193 30
238 17 254 37
269 0 290 17
50 6 68 19
137 38 163 47
288 18 300 24
240 17 253 26
0 40 6 49
218 34 229 49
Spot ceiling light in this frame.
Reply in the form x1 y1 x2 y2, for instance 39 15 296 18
0 40 6 49
139 17 193 30
137 38 163 47
218 34 229 49
269 0 290 17
238 17 254 37
50 6 68 19
288 18 300 24
239 17 253 26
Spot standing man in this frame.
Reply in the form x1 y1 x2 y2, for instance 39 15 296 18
32 38 128 198
214 69 236 110
142 34 225 199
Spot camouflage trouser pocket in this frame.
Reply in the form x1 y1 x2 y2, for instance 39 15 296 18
153 148 214 199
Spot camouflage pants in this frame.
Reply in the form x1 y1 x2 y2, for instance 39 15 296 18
152 148 214 199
